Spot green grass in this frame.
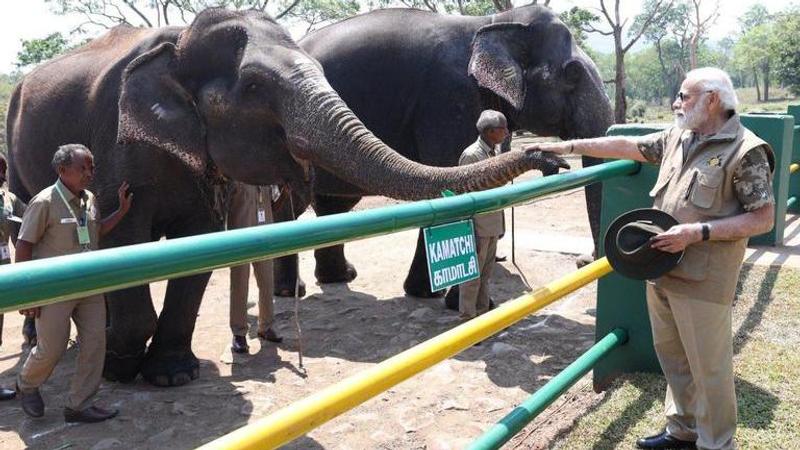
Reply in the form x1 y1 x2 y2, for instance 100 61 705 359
547 265 800 449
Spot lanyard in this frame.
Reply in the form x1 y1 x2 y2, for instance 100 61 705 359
54 182 88 226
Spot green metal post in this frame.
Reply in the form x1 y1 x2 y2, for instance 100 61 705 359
594 124 665 390
0 160 638 313
785 105 800 214
468 328 628 450
741 114 793 246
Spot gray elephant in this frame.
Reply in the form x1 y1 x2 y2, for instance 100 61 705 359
270 5 614 298
6 8 566 386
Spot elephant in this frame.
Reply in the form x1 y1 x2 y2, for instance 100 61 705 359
6 8 566 386
269 5 614 298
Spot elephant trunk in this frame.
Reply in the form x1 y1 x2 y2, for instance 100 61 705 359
564 49 614 140
282 61 535 201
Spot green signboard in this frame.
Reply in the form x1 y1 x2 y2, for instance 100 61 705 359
424 219 480 292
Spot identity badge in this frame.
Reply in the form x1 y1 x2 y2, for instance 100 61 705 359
257 209 266 224
77 225 91 245
0 244 9 261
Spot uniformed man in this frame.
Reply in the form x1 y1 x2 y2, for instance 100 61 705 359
529 68 774 450
0 153 26 401
457 110 509 321
227 182 282 354
15 144 132 423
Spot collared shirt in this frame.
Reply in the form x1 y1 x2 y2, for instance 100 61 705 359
18 179 100 259
1 188 27 264
459 137 504 237
635 115 774 212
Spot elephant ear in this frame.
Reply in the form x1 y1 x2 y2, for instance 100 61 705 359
468 23 530 111
117 42 207 174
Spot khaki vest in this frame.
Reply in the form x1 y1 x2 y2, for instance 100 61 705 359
650 116 773 303
459 138 505 237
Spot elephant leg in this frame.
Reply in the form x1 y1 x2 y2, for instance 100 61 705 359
403 229 444 298
272 186 310 297
312 194 361 284
140 215 218 387
580 155 603 267
103 212 158 383
140 272 210 387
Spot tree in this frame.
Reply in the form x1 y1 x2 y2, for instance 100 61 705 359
283 0 359 33
15 33 71 69
44 0 302 31
687 0 719 69
733 22 776 101
772 8 800 96
581 0 676 123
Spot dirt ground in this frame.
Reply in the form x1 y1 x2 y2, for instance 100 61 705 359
0 144 603 449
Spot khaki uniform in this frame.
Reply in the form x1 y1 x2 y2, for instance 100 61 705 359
16 179 106 411
636 115 774 450
227 183 275 336
458 138 505 319
1 188 27 345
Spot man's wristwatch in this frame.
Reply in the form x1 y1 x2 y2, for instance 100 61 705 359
701 223 710 241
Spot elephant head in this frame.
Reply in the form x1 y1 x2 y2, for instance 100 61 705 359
117 8 565 201
468 5 614 139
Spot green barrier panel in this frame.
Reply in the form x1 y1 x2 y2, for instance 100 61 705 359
594 124 665 390
786 105 800 214
741 114 793 246
468 328 628 450
594 114 795 389
0 160 639 313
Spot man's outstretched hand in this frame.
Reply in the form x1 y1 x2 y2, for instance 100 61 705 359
525 148 570 176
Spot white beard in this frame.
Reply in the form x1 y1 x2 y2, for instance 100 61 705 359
674 102 703 130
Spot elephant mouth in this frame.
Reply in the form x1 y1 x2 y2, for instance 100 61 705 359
287 135 313 182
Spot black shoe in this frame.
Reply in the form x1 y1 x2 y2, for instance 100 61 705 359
257 328 283 343
64 405 118 423
494 255 507 262
17 385 44 418
0 387 16 401
231 335 249 354
636 431 696 449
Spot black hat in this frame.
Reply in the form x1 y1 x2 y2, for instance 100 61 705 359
604 208 684 280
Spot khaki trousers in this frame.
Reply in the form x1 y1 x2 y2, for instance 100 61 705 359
17 295 106 410
646 283 736 450
459 236 498 320
227 184 275 337
230 260 274 336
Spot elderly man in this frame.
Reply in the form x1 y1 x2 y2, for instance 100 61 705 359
530 68 774 450
15 144 132 423
457 110 509 321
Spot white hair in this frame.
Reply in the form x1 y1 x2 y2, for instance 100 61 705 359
685 67 738 112
476 109 508 132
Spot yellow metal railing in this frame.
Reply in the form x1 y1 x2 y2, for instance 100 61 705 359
198 258 613 450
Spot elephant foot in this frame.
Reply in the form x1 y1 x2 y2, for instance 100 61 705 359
275 278 307 298
315 261 357 284
103 350 145 383
140 351 200 387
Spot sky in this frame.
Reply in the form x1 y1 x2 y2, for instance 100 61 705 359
0 0 792 73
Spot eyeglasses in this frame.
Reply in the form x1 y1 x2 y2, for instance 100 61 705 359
676 90 714 102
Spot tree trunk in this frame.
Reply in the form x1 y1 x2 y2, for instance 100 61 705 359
655 40 670 104
689 34 698 70
614 42 627 124
753 68 761 102
763 62 770 102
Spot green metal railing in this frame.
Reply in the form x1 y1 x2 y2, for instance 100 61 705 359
0 159 639 313
468 328 628 450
